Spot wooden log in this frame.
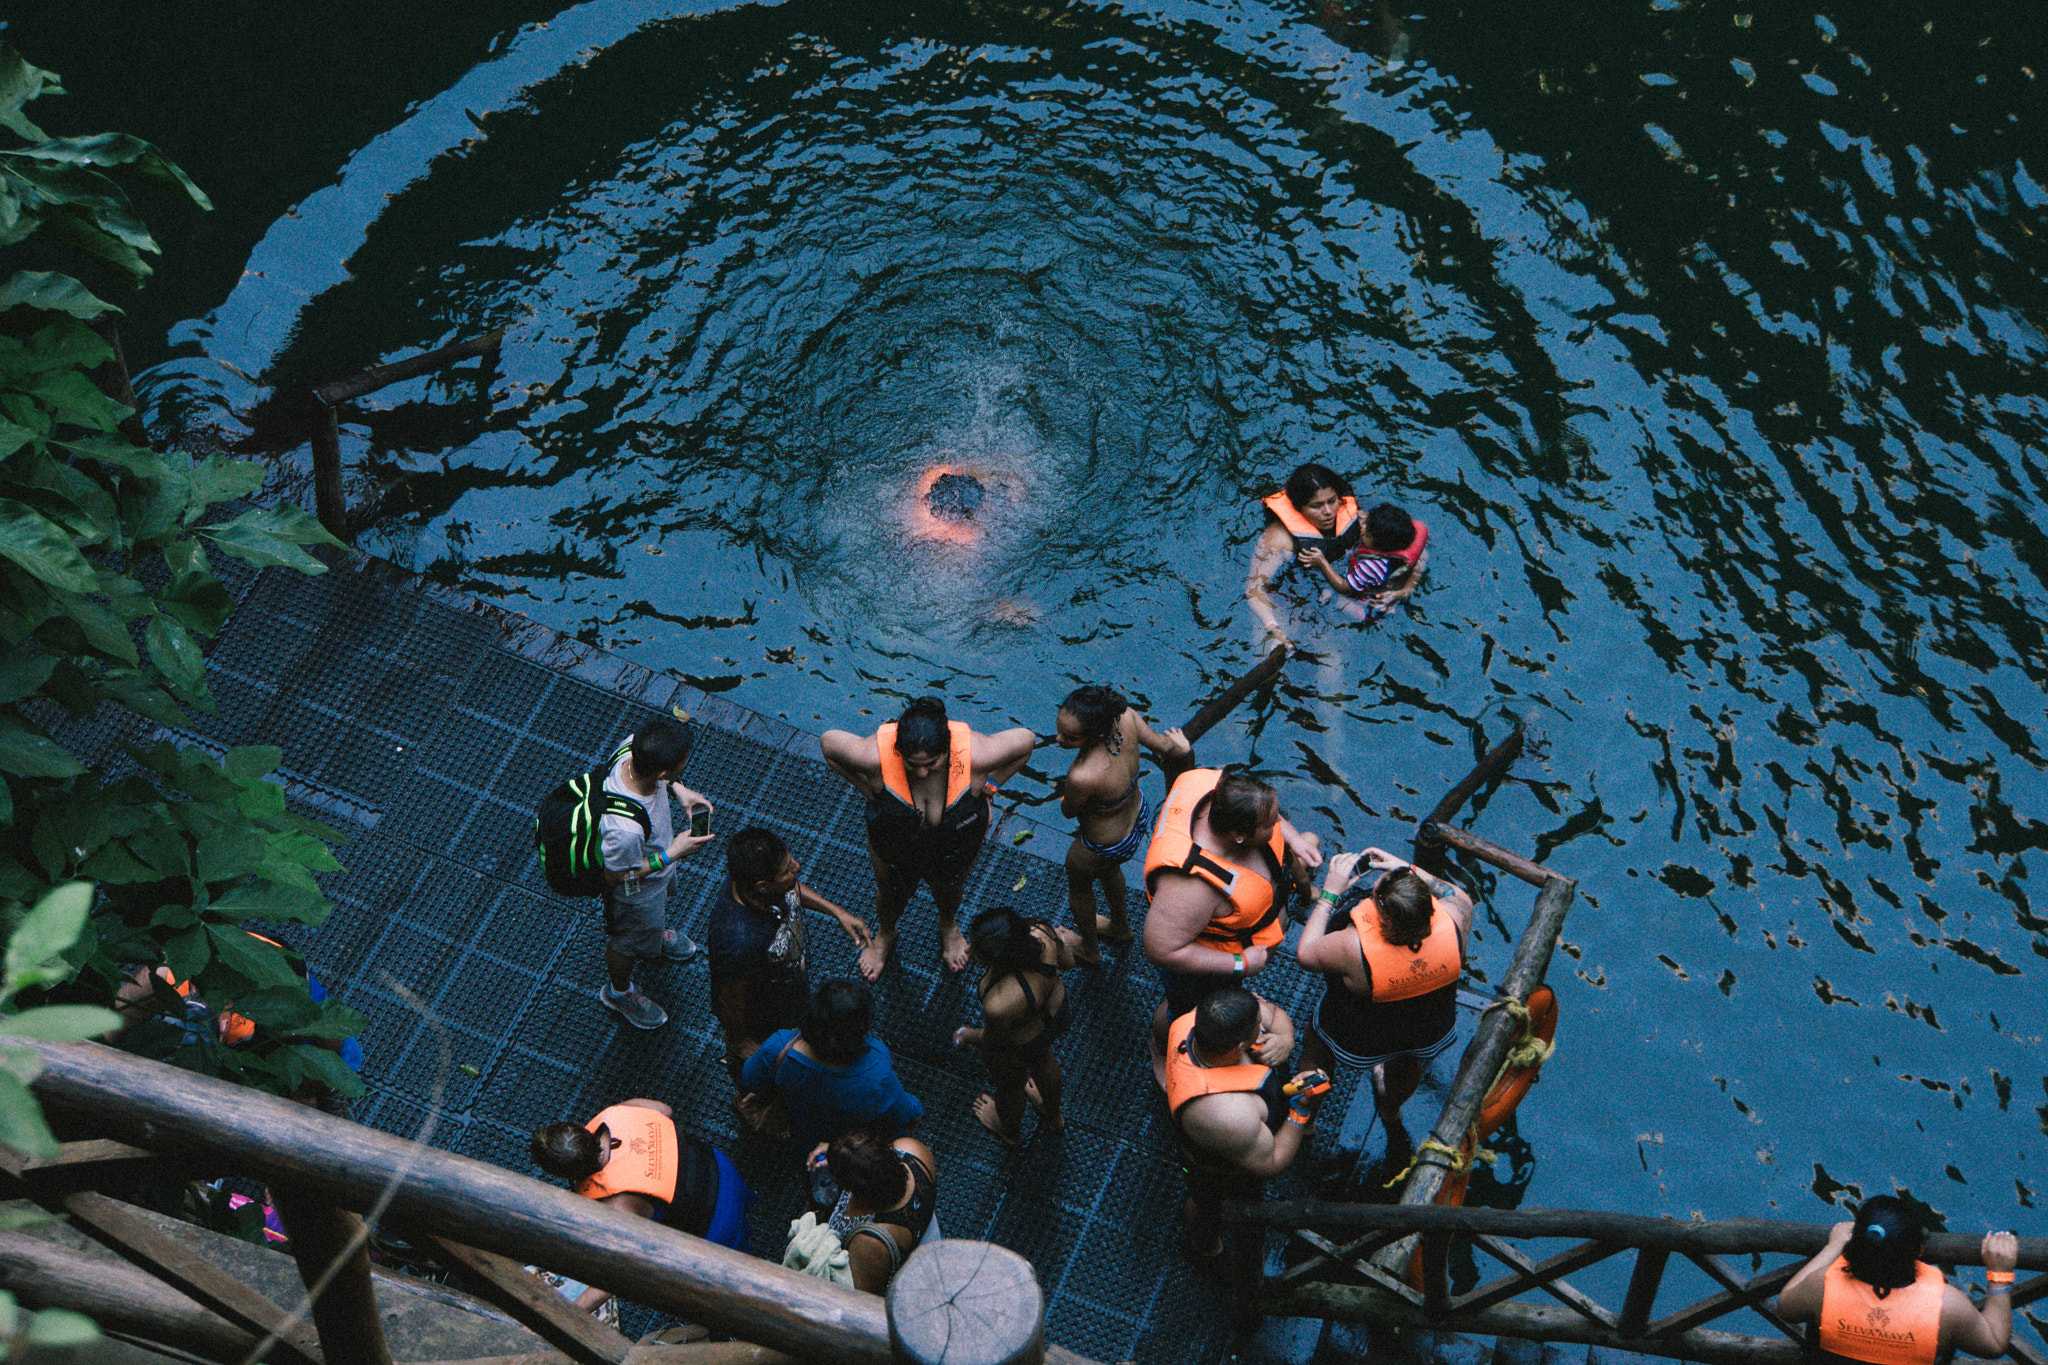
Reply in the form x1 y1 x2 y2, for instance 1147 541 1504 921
270 1185 393 1365
401 1343 801 1365
0 1137 174 1185
56 1191 326 1365
1618 1248 1669 1336
314 332 505 406
886 1241 1043 1365
1384 874 1576 1235
1266 1279 1802 1365
26 1040 894 1363
1414 728 1526 871
1465 1235 1619 1328
421 1234 633 1365
1421 823 1554 888
1220 1202 2048 1268
311 404 350 544
1182 645 1289 745
0 1230 258 1363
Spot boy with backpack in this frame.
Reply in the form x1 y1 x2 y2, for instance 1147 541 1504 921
536 717 716 1029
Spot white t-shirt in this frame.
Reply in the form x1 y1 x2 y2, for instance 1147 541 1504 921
600 755 674 913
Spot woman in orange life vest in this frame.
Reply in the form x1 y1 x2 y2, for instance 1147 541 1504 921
1776 1195 2017 1365
1294 501 1429 628
1293 846 1471 1121
1244 463 1363 648
529 1099 755 1315
1053 684 1190 964
821 696 1036 978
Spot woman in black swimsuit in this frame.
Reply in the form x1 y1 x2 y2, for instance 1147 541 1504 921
951 906 1079 1146
816 1129 939 1293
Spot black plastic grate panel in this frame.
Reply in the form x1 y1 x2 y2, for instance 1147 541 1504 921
453 647 553 731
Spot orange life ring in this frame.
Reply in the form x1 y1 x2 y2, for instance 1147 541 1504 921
1406 986 1559 1288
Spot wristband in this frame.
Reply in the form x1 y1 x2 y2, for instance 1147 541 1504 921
1232 952 1245 977
1317 889 1341 905
646 850 667 871
1285 1108 1311 1125
1986 1270 2014 1285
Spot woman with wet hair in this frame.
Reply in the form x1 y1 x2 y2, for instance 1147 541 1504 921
1053 684 1190 963
739 978 923 1154
821 696 1035 977
1776 1194 2018 1363
951 906 1080 1145
806 1129 939 1294
1244 463 1361 647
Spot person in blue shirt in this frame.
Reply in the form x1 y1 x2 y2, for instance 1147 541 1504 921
739 977 922 1156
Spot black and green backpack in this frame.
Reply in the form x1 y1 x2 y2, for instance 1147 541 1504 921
535 743 650 897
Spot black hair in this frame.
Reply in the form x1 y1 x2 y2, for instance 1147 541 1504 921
1374 868 1435 948
1209 770 1276 839
894 697 951 757
826 1129 911 1206
1059 684 1128 752
1283 463 1352 511
1843 1195 1925 1293
1366 503 1417 551
630 717 694 778
530 1122 603 1181
726 827 790 894
800 977 874 1066
969 906 1043 977
1191 988 1261 1055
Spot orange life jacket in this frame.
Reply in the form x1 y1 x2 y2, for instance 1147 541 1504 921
575 1104 679 1206
1162 1010 1272 1118
1818 1259 1945 1365
1143 769 1289 950
1352 517 1429 583
877 721 976 815
1355 896 1461 1002
1262 491 1362 564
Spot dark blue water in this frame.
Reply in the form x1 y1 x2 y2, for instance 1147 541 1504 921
26 0 2042 1329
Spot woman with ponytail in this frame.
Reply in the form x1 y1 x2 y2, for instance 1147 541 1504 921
1053 684 1189 963
952 907 1080 1145
1776 1194 2017 1364
822 697 1035 978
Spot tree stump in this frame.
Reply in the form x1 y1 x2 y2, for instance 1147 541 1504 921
886 1241 1043 1365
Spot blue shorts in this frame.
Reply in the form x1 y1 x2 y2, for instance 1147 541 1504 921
703 1149 754 1253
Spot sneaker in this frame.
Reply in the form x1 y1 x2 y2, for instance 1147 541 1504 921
660 929 706 963
598 984 667 1030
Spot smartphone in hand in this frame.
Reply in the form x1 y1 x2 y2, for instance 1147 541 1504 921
690 807 711 838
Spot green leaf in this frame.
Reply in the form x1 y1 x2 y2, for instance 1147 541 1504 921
0 1069 58 1160
0 649 57 705
265 829 343 872
0 44 62 142
9 133 210 211
163 924 209 981
288 1043 365 1098
77 839 156 884
98 673 188 727
23 1307 99 1348
158 568 234 637
23 317 116 372
223 746 283 782
144 615 205 692
0 1004 121 1041
0 269 118 320
203 505 342 572
0 717 85 778
41 588 139 665
187 455 265 511
0 498 98 594
236 779 285 820
4 882 92 988
0 420 36 460
212 881 329 926
195 827 267 886
206 924 296 987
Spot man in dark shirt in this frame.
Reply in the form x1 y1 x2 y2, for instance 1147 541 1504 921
708 828 868 1130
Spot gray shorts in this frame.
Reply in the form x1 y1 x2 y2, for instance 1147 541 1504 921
603 880 671 959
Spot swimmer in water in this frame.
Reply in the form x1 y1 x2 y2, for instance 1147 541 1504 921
821 697 1036 977
1244 463 1363 648
1054 685 1190 964
1294 501 1429 627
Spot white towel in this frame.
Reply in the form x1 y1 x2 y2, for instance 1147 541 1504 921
781 1212 855 1286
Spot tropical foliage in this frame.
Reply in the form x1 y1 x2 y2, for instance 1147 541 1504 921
0 40 363 1105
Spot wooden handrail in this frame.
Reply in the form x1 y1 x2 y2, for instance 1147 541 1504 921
1421 821 1555 887
1414 728 1526 872
26 1040 896 1363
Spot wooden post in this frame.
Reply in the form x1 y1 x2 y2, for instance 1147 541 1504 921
313 331 506 406
311 402 350 545
1618 1247 1669 1336
268 1184 392 1365
25 1040 896 1364
885 1241 1043 1365
1414 728 1525 873
1419 1230 1452 1318
1163 644 1289 784
1374 875 1576 1274
1420 823 1553 888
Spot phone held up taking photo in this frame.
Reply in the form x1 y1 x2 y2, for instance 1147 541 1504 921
691 806 710 838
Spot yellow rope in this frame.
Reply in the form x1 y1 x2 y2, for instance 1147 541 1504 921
1381 990 1557 1194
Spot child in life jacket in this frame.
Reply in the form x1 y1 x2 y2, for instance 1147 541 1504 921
1295 502 1428 626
